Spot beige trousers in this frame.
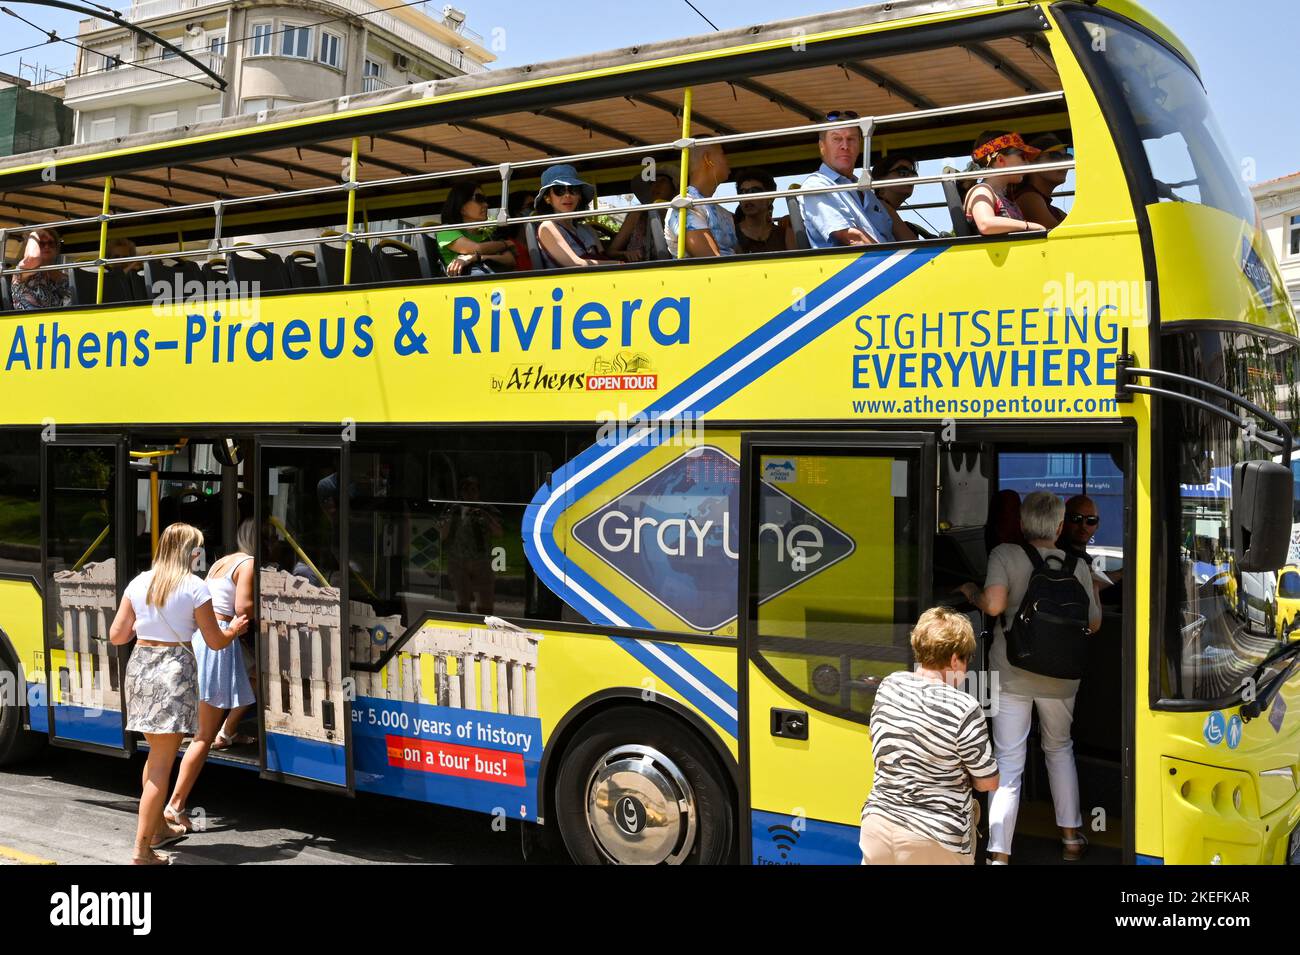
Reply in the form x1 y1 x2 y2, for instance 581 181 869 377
859 813 974 865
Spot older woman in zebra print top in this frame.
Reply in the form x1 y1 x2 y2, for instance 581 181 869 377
860 607 999 865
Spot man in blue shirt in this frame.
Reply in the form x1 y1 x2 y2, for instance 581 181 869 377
801 109 896 248
664 142 740 257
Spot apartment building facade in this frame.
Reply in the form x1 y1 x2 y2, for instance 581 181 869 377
1254 172 1300 312
55 0 493 144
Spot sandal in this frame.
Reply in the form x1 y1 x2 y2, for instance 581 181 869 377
1062 832 1089 862
151 820 188 849
212 730 256 751
132 849 173 865
164 805 193 832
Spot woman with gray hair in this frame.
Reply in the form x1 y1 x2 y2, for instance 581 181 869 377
959 490 1101 863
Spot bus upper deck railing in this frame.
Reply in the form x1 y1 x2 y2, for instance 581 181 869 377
0 88 1074 295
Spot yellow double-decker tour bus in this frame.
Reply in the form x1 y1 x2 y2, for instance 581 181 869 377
0 0 1296 866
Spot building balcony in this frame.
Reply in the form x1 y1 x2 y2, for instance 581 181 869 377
85 0 488 72
63 49 226 109
362 75 393 93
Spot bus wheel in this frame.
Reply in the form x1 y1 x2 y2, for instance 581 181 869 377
554 707 732 865
0 645 44 767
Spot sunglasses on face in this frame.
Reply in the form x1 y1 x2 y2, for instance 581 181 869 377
1067 513 1100 526
35 237 56 248
469 192 488 204
738 185 768 196
549 184 584 197
825 109 860 122
889 166 918 178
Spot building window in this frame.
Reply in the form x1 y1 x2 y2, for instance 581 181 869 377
318 30 342 69
209 33 226 57
241 97 270 116
148 110 179 132
250 22 272 56
160 43 178 60
363 57 386 91
281 23 312 59
195 102 222 124
87 117 116 142
97 49 121 71
1289 214 1300 258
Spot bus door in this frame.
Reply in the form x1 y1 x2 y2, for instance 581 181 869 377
41 435 131 754
255 436 354 793
741 432 934 864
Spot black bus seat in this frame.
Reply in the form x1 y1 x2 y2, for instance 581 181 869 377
227 246 289 292
200 258 228 285
70 266 142 305
143 256 203 293
645 209 671 261
416 236 448 278
374 239 423 282
414 222 448 279
286 250 319 289
525 222 544 269
785 192 809 249
943 166 975 238
69 265 99 306
317 233 377 286
114 268 148 302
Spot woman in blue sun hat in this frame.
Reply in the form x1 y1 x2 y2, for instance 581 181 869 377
533 163 640 267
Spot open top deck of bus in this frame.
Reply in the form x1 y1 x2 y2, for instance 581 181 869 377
0 0 1081 242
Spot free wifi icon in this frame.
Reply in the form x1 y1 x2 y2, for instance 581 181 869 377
767 824 800 860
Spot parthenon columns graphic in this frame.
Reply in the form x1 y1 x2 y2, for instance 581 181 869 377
260 569 346 744
52 560 121 713
350 617 541 718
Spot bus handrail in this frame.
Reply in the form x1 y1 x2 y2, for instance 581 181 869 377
0 88 1067 237
0 87 1074 285
0 158 1076 282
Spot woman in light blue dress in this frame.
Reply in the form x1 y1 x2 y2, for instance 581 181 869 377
165 519 258 829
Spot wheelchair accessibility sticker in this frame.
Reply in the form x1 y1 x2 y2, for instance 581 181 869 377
1203 710 1226 746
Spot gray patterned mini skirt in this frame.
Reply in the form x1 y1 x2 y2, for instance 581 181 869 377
124 644 198 735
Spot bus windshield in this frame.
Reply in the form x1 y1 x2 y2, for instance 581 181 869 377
1162 329 1300 703
1067 8 1255 223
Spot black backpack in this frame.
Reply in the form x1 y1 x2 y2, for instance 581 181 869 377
1003 543 1092 679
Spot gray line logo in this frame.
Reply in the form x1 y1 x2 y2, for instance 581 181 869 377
571 446 854 630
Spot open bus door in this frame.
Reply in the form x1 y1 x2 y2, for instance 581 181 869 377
740 431 934 864
41 435 132 755
254 436 354 794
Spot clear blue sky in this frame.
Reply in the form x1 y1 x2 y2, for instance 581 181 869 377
3 0 1295 182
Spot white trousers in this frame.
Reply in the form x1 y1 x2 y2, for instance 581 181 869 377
987 690 1081 856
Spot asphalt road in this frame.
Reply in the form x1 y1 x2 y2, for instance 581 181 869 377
0 744 545 865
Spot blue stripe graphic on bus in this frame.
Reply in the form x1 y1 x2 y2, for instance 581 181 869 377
352 696 541 819
524 246 947 738
751 809 861 865
265 732 348 786
51 706 123 748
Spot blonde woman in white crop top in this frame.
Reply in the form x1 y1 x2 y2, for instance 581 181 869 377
109 522 248 865
164 519 259 831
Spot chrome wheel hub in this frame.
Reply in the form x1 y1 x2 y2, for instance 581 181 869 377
585 744 696 864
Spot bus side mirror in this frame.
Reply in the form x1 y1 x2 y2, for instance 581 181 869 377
1232 461 1293 572
212 438 243 468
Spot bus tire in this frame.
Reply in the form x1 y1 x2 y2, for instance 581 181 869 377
0 643 44 767
554 706 733 865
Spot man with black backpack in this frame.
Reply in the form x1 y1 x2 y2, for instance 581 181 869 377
959 490 1101 864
